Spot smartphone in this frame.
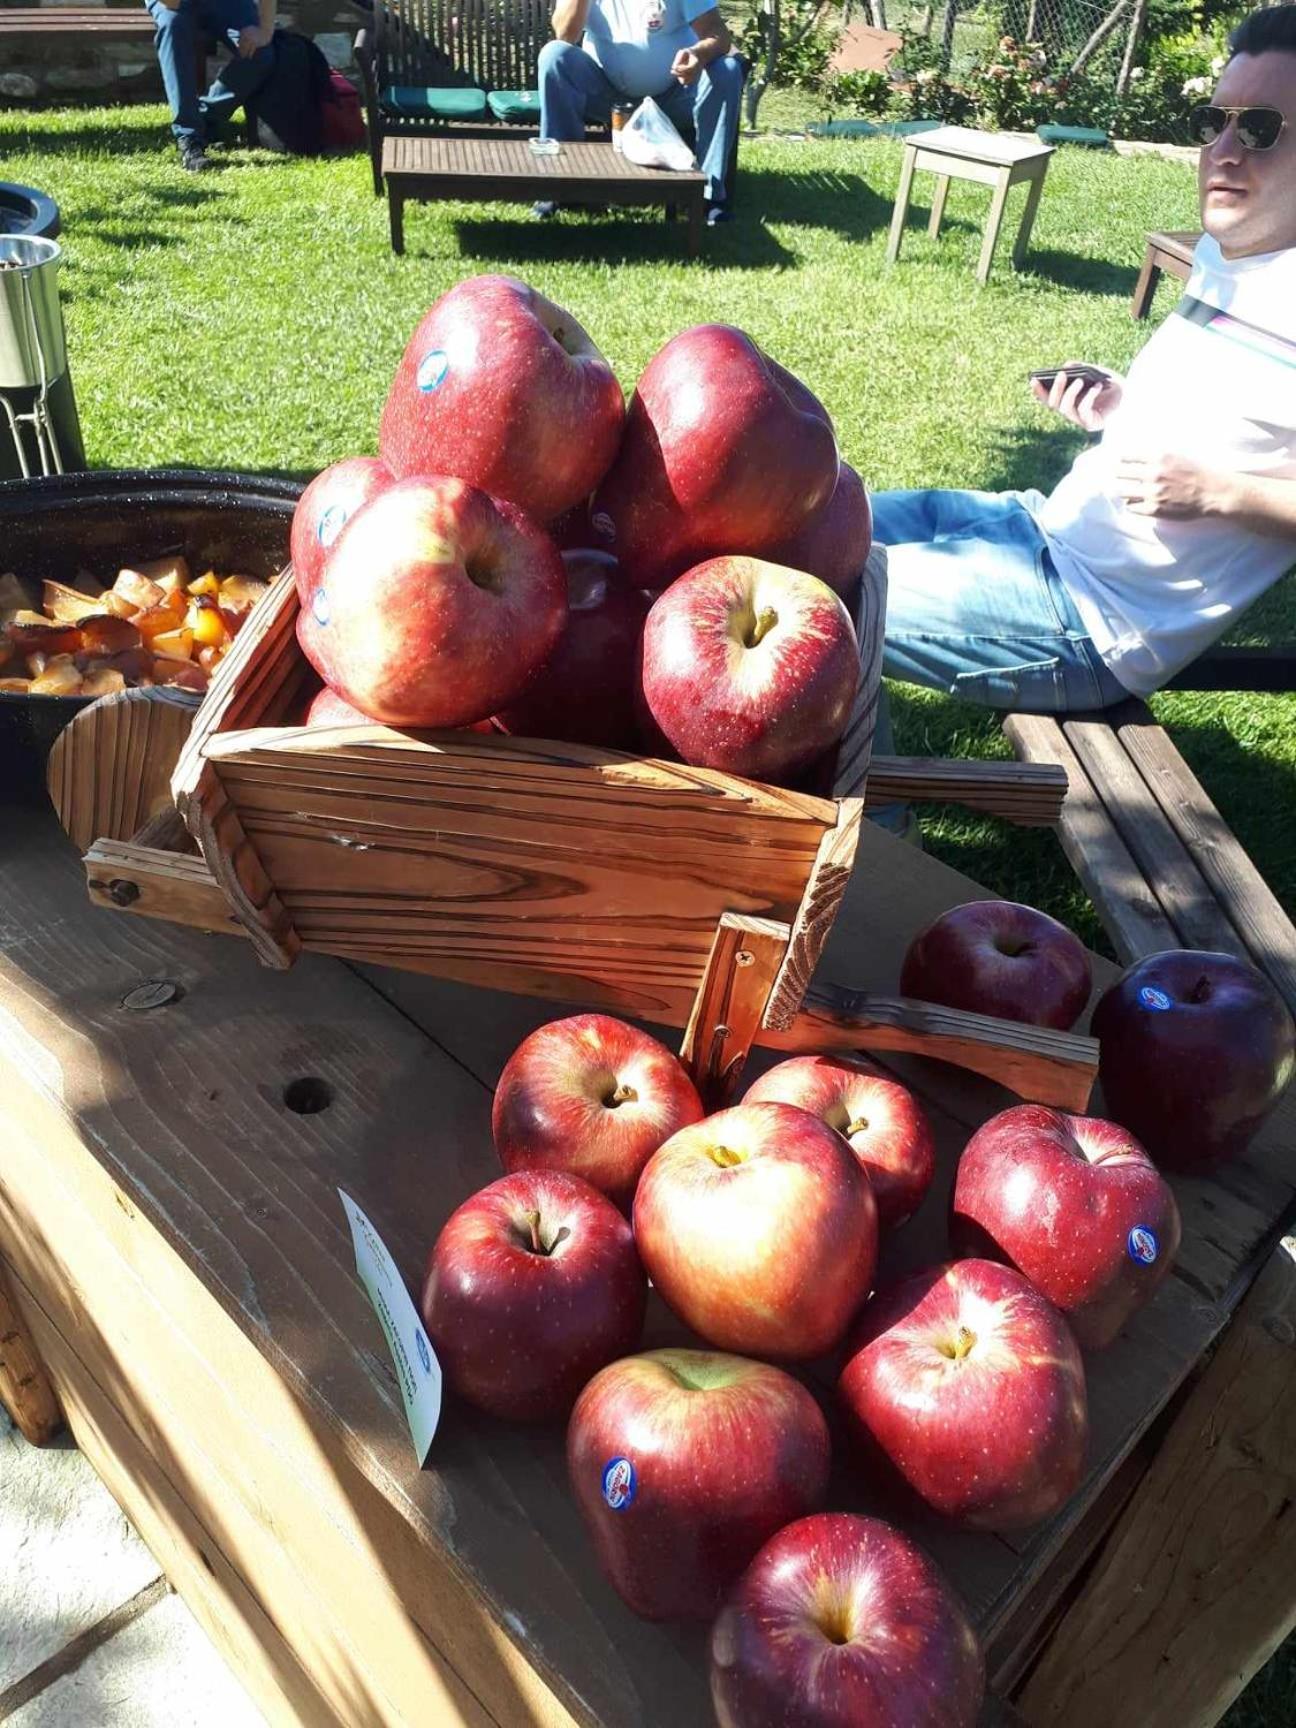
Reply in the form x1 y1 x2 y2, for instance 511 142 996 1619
1030 364 1111 391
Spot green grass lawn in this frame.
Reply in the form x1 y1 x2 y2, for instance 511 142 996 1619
1 103 1292 1716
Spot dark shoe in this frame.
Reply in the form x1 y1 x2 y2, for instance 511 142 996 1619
706 202 732 227
531 199 558 220
179 139 213 172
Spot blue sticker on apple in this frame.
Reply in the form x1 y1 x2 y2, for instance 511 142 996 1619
591 510 616 542
602 1456 637 1511
415 1329 431 1373
318 503 348 548
312 586 330 627
1127 1226 1159 1266
1138 986 1172 1012
416 349 450 393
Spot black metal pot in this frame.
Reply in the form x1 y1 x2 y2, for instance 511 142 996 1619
0 467 303 805
0 183 60 241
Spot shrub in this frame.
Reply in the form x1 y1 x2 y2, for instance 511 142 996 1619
736 0 840 91
822 67 892 117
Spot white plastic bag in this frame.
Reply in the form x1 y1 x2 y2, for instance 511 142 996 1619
619 97 697 173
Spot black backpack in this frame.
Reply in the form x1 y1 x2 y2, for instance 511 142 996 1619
246 30 333 157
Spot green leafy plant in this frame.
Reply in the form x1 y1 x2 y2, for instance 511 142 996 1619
822 67 892 117
735 0 841 92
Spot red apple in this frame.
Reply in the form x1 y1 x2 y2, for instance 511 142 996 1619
492 1013 704 1212
304 684 497 733
290 456 393 605
764 462 873 602
952 1104 1181 1350
633 1102 878 1359
900 900 1092 1031
379 275 624 523
838 1259 1087 1530
710 1513 985 1728
743 1055 934 1229
638 558 859 784
1092 949 1296 1171
493 550 651 749
591 325 839 589
568 1349 831 1620
420 1170 646 1423
297 476 567 728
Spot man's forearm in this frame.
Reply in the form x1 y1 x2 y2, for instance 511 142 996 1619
690 25 731 64
258 0 274 30
1217 471 1296 539
552 0 590 43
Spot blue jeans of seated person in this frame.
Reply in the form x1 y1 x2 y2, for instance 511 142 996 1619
538 39 743 206
874 487 1128 713
145 0 274 145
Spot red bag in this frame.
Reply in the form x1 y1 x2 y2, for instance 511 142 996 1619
320 70 366 153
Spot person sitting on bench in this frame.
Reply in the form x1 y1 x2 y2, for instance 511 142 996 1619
145 0 275 171
535 0 743 224
875 2 1296 715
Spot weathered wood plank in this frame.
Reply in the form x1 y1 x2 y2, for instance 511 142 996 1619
864 755 1068 825
0 1253 62 1445
680 913 790 1107
1018 1235 1296 1728
47 686 198 855
84 838 244 935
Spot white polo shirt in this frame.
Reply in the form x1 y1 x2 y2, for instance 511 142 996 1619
1038 235 1296 696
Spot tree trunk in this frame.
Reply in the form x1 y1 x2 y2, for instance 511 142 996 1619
1072 0 1127 73
1117 0 1148 93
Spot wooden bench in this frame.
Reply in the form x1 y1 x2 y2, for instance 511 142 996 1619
1004 700 1296 1014
1131 229 1200 319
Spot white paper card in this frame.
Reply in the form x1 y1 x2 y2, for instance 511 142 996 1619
339 1189 441 1466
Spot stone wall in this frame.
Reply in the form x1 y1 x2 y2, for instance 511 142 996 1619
0 0 360 106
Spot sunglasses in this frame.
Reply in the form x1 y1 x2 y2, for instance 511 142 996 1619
1188 104 1288 150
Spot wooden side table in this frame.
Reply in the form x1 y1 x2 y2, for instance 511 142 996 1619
885 125 1054 285
1131 229 1201 318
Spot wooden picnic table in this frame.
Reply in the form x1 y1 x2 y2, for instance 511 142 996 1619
1 798 1294 1726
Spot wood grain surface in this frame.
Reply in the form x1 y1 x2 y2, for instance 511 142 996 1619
47 686 199 855
0 1253 62 1445
679 913 790 1107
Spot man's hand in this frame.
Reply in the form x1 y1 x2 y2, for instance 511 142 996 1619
1032 362 1124 433
238 23 271 54
1113 451 1226 518
671 46 702 84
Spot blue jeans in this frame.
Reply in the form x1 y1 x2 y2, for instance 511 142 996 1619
875 488 1127 713
145 0 274 144
538 39 742 206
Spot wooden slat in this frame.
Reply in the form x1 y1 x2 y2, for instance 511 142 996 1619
1018 1235 1296 1728
765 798 863 1029
1004 713 1180 962
0 1253 62 1446
1062 713 1249 958
84 838 244 935
1115 706 1296 1013
679 913 790 1107
47 686 198 855
865 754 1067 825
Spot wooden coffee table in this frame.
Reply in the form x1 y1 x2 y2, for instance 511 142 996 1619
381 136 708 257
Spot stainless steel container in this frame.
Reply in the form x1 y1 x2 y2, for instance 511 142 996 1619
0 235 67 391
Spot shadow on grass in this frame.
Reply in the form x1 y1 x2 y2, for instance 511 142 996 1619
443 207 797 269
1020 247 1140 298
977 417 1087 495
735 166 902 239
0 117 170 159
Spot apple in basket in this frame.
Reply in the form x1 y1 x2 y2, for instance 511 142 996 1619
900 899 1093 1032
742 1055 935 1230
303 684 497 733
633 1102 878 1359
290 455 394 604
567 1349 831 1620
1092 949 1296 1171
637 557 859 784
492 1013 705 1213
493 550 652 751
951 1104 1182 1350
764 461 874 603
591 324 840 589
297 475 567 728
709 1513 985 1728
379 274 625 524
420 1170 646 1423
838 1259 1088 1530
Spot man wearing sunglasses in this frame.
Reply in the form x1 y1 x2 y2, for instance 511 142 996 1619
872 3 1296 721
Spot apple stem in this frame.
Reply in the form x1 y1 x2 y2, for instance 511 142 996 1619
521 1210 570 1256
746 607 778 649
845 1116 869 1137
606 1082 638 1109
709 1145 745 1169
954 1326 975 1360
1190 974 1212 1004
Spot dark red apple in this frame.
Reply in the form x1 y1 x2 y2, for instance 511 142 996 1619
710 1512 985 1728
304 684 497 733
297 476 567 728
420 1170 646 1423
743 1055 935 1229
568 1348 831 1621
952 1104 1181 1349
1092 950 1296 1171
379 275 624 523
633 1102 877 1359
492 1013 704 1212
591 325 839 589
493 550 651 749
290 456 393 605
838 1259 1088 1530
764 461 873 602
638 557 859 784
900 900 1092 1031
